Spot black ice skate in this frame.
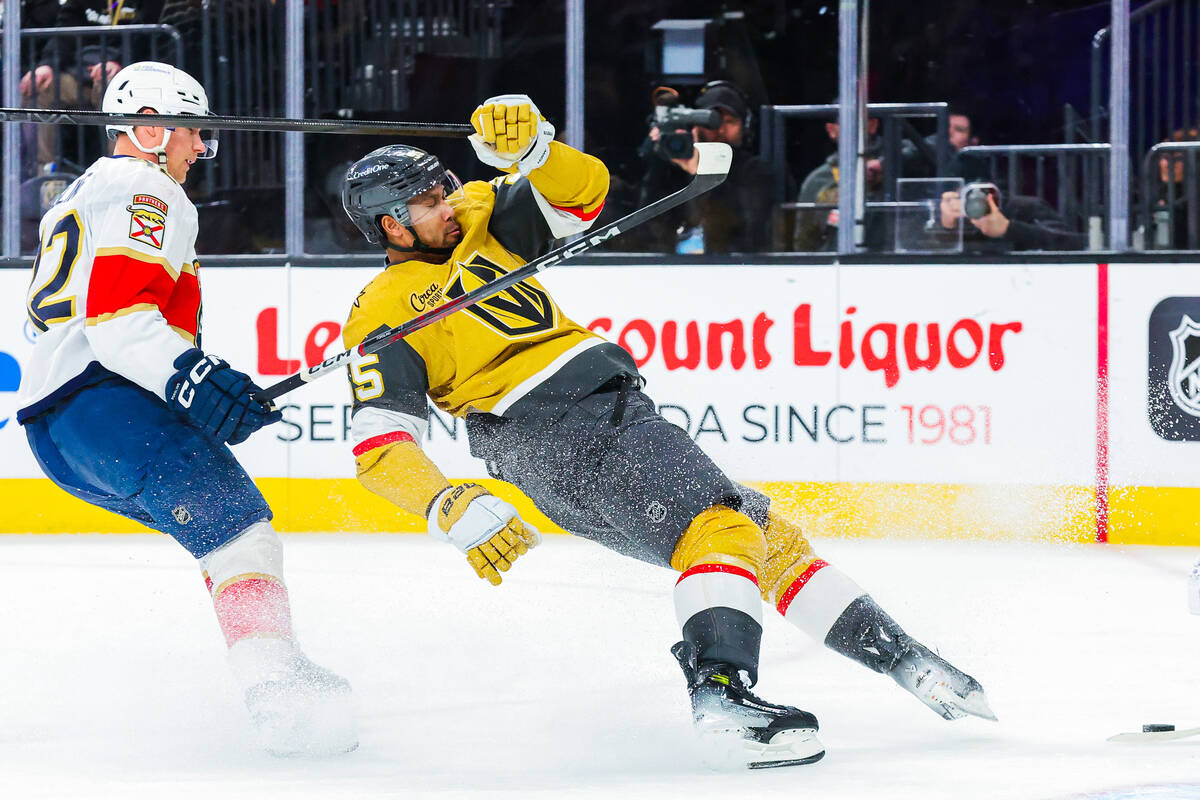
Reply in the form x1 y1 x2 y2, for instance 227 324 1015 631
825 596 996 722
672 641 825 769
888 636 996 721
244 655 358 757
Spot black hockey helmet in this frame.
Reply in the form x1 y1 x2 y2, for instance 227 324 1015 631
341 144 463 245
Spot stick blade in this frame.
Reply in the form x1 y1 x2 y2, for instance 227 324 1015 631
1107 726 1200 743
693 142 733 176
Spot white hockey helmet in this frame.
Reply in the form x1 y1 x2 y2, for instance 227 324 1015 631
102 61 218 159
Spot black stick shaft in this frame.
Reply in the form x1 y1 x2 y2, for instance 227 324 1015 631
254 142 733 404
0 107 473 137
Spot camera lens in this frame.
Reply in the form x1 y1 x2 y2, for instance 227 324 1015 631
963 188 989 220
658 132 694 160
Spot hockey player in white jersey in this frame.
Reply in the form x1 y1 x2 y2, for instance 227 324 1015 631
16 61 355 757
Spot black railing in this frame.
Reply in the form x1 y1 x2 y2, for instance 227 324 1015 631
1092 0 1200 167
201 0 285 194
760 103 950 208
1141 140 1200 248
305 0 511 116
956 144 1111 240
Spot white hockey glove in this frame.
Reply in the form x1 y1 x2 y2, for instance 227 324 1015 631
468 94 555 177
1189 558 1200 615
427 483 542 586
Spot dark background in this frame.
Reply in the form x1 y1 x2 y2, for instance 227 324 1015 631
473 1 1112 185
275 1 1126 253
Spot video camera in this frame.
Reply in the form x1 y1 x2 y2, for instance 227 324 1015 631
649 87 721 161
961 182 1000 220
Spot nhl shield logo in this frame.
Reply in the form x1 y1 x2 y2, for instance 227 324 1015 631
1167 315 1200 417
1148 297 1200 440
645 501 668 524
172 505 192 525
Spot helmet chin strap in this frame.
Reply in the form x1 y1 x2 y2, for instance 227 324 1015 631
387 224 454 257
126 125 173 170
408 225 453 256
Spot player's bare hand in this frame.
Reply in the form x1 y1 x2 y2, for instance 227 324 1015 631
968 192 1010 238
90 61 122 84
427 483 542 586
20 66 55 97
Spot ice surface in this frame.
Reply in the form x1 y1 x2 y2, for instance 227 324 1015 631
1 533 1198 800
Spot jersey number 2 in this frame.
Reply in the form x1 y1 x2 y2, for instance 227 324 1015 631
27 212 83 332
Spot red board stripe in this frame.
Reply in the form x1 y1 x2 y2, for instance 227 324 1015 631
1096 263 1109 544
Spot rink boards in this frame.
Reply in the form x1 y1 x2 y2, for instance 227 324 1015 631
3 261 1200 545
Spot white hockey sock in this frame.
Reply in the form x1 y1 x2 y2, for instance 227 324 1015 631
774 560 867 642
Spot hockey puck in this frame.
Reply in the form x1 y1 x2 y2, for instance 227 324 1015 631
1142 723 1176 733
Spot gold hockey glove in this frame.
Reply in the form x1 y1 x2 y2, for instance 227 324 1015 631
468 94 554 176
427 484 542 586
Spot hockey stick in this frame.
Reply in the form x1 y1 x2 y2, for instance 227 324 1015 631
1107 725 1200 743
254 141 733 403
0 107 472 138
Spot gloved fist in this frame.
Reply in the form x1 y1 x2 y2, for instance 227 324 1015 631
428 483 541 585
166 349 282 445
468 94 555 176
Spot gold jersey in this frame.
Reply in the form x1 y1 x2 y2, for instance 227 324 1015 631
343 142 637 424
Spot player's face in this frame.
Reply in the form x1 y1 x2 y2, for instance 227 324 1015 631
406 186 462 248
163 126 208 184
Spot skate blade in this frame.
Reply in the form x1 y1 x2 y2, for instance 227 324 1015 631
928 686 997 722
696 725 825 770
747 728 826 769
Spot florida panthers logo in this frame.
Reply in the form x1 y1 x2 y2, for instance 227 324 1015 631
445 252 555 338
127 194 169 250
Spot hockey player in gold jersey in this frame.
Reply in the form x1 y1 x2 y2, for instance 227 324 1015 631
339 94 994 767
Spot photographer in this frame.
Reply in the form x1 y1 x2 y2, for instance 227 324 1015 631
937 184 1088 252
634 81 781 254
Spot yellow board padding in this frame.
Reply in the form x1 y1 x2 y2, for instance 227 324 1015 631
0 477 562 536
2 478 1199 546
1105 485 1200 546
754 482 1098 545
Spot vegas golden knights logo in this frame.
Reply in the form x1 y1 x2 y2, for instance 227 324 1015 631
446 252 556 337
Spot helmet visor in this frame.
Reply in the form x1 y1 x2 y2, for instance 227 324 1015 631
404 169 464 225
171 112 218 159
197 128 218 159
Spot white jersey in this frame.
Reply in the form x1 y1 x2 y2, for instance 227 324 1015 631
16 156 201 423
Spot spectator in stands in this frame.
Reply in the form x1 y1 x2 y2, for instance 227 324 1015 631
19 0 165 173
927 109 990 183
936 187 1087 251
1145 126 1200 249
634 80 780 254
792 110 885 252
792 102 928 252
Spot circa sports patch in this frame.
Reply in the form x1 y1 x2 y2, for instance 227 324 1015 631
127 195 168 249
